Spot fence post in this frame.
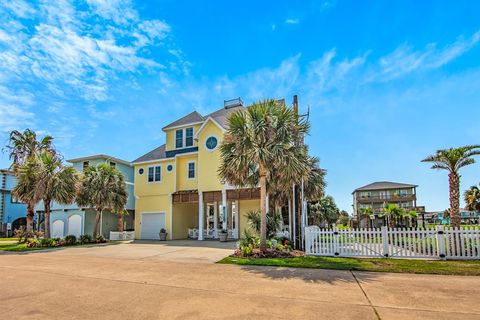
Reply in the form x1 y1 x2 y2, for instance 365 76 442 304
436 226 446 260
333 227 339 256
382 226 389 258
305 227 310 254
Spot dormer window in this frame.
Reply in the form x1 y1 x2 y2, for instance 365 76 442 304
175 127 194 149
175 129 183 148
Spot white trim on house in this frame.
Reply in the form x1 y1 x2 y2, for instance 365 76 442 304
146 165 162 183
162 121 204 132
132 151 199 166
194 117 225 139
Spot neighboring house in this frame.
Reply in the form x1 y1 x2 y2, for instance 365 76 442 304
133 98 263 240
40 155 135 239
0 169 28 237
353 181 425 228
424 209 480 225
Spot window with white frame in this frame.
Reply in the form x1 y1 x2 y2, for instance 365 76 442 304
175 129 183 148
148 166 161 182
187 162 195 179
185 127 194 147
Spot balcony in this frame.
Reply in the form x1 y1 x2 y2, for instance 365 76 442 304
357 194 416 204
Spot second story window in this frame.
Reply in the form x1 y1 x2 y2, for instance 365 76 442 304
185 127 193 147
83 161 89 170
188 162 195 179
148 166 161 182
176 129 183 148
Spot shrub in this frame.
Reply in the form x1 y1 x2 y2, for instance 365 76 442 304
64 235 77 245
79 234 93 244
40 238 57 247
26 239 41 248
15 228 36 243
95 235 106 243
241 244 253 256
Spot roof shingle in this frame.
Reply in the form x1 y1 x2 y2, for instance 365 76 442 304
132 144 167 163
162 111 204 130
353 181 417 193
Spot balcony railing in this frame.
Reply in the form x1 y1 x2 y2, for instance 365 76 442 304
357 194 416 203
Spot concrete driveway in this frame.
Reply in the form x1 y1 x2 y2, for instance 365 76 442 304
1 241 479 319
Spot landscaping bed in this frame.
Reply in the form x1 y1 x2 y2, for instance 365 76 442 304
0 234 113 252
219 255 480 276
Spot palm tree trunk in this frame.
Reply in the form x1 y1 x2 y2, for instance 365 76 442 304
449 172 460 228
117 213 124 232
26 202 35 232
44 200 51 238
259 165 267 251
94 209 102 238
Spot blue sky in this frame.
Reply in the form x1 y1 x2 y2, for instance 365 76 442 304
0 0 479 212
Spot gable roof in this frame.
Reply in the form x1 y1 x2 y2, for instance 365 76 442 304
353 181 418 193
206 105 246 129
67 154 131 166
132 144 167 164
162 111 204 130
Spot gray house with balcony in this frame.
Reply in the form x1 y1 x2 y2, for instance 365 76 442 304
353 181 424 228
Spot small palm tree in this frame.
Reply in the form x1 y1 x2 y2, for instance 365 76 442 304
380 204 403 228
76 163 128 237
464 184 480 213
35 151 78 238
219 99 310 250
422 145 480 228
359 207 374 229
12 158 41 232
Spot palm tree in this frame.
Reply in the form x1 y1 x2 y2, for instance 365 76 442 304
422 145 480 228
219 99 310 250
76 163 128 237
12 157 41 232
380 204 403 228
464 184 480 213
6 129 55 232
359 207 374 229
35 151 78 238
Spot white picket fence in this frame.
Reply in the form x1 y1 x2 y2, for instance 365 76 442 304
109 231 135 240
305 226 480 260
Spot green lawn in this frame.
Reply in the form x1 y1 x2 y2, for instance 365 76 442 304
219 256 480 276
0 238 19 242
0 242 47 252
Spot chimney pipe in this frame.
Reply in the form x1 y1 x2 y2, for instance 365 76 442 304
293 95 298 114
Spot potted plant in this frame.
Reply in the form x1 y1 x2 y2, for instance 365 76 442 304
159 228 168 241
219 229 228 242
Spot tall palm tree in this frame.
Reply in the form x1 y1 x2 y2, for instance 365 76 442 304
76 163 128 237
380 203 403 228
12 157 41 232
219 99 310 250
6 129 55 232
464 184 480 213
422 145 480 228
35 151 78 238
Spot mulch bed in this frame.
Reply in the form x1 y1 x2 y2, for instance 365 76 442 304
232 248 305 259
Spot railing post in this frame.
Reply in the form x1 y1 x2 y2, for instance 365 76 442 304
305 227 310 254
333 227 339 256
382 226 389 257
436 226 446 260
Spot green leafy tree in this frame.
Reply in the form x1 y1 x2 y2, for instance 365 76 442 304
338 210 350 227
76 163 128 237
422 145 480 228
309 195 340 227
219 99 310 250
464 184 480 212
6 129 55 232
35 151 79 238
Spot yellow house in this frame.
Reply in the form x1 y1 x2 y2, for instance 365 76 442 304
132 98 261 240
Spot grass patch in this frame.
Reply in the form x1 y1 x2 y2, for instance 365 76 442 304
219 256 480 276
0 238 18 242
0 242 47 252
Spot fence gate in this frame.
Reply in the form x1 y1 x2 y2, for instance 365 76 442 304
305 226 480 260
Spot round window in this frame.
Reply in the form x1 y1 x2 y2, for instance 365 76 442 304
138 168 144 175
205 136 218 150
167 164 173 172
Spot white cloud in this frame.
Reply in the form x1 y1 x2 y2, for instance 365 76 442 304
285 18 300 25
2 0 35 18
86 0 137 25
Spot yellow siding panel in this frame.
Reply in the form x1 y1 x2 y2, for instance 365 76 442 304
134 161 175 197
197 120 224 192
238 199 260 237
172 203 198 239
176 154 198 191
165 124 202 151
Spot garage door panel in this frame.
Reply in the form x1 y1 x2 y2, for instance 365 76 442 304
140 213 166 240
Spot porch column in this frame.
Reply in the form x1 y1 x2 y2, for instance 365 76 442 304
198 191 204 240
221 189 227 231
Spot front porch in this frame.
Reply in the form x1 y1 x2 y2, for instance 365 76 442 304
172 188 261 240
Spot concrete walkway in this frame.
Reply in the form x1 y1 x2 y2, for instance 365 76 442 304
0 241 479 319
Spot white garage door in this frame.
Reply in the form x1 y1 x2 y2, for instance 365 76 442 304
140 212 166 240
52 220 64 238
68 214 82 238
